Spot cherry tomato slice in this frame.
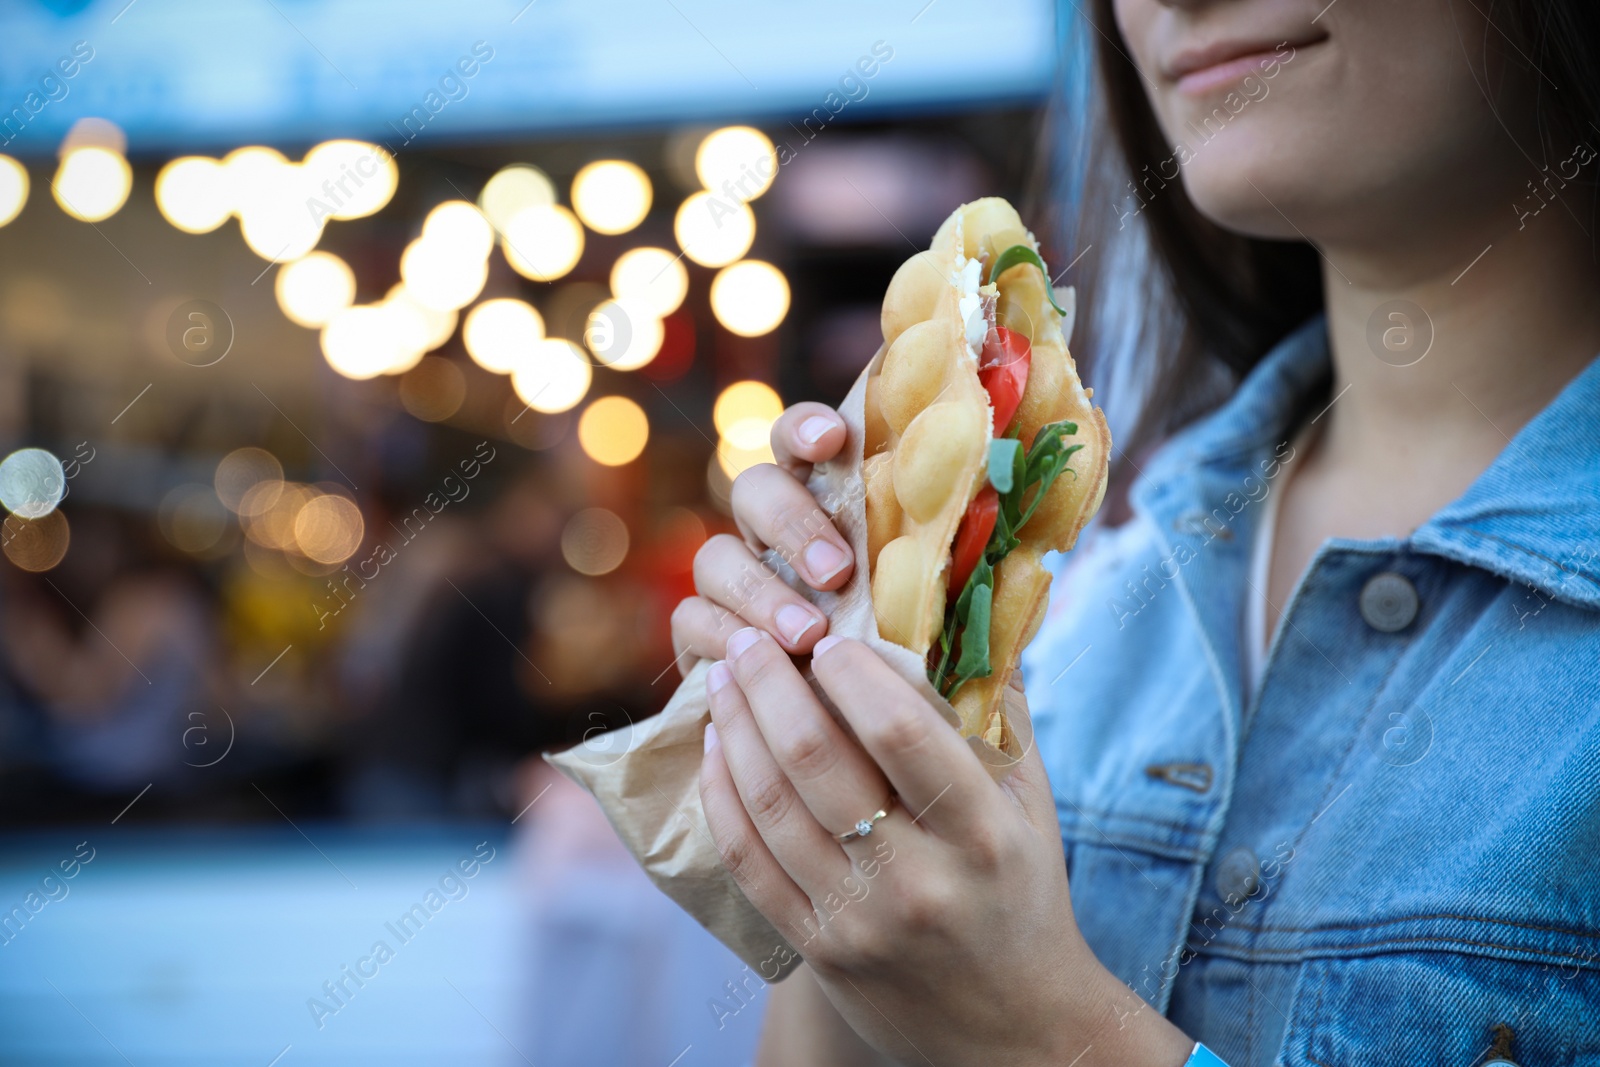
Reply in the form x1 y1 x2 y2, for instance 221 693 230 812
979 327 1032 435
948 485 1000 597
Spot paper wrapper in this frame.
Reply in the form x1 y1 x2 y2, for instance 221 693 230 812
545 342 1037 980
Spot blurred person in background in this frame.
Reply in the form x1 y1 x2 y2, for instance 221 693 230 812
0 506 221 816
342 464 586 819
671 0 1600 1064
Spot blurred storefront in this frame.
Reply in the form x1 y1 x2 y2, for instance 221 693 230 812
0 0 1058 1059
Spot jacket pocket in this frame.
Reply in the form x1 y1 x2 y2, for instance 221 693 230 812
1280 952 1600 1066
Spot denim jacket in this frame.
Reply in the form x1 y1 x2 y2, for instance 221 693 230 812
1025 319 1600 1066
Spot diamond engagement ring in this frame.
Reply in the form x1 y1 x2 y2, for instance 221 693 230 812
833 806 890 844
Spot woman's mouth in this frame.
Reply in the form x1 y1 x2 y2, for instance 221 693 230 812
1165 32 1328 97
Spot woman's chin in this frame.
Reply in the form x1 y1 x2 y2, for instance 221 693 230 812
1178 157 1325 243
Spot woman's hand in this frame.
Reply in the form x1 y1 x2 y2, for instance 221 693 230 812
671 402 853 671
698 629 1194 1067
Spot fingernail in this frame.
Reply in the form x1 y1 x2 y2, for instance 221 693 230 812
704 723 720 754
775 603 821 644
707 660 732 693
813 634 844 658
803 539 850 583
725 627 762 661
799 415 836 445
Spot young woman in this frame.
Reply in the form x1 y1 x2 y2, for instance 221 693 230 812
670 0 1600 1062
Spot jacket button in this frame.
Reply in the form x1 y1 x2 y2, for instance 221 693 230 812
1213 846 1261 905
1360 572 1418 632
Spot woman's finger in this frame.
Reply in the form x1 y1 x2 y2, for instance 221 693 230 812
991 676 1062 837
730 464 854 591
770 402 847 475
669 596 750 676
700 720 814 935
706 660 854 896
722 627 893 842
692 535 829 653
809 635 1001 838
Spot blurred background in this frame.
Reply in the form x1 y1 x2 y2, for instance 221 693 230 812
0 0 1062 1062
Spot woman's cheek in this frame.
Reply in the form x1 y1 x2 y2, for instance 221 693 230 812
1110 0 1158 65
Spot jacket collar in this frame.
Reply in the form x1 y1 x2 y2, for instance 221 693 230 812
1131 314 1600 612
1413 357 1600 610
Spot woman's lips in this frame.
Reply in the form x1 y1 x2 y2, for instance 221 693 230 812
1175 49 1286 96
1164 33 1327 98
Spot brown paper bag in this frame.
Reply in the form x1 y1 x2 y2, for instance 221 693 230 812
543 288 1065 974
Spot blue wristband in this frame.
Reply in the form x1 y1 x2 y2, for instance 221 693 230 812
1187 1043 1230 1067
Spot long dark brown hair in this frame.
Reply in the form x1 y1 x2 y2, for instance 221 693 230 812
1032 0 1600 497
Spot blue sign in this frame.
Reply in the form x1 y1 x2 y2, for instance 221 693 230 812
0 0 1057 156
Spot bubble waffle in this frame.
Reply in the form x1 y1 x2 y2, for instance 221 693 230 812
543 197 1112 981
864 197 1111 746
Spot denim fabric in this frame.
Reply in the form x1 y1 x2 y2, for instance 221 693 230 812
1026 318 1600 1066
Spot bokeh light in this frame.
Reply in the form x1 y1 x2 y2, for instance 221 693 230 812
376 294 430 375
321 305 403 380
0 448 65 519
710 260 790 337
221 146 325 261
294 492 364 564
561 508 630 576
674 191 755 267
301 140 398 220
422 200 495 262
155 156 230 234
479 164 556 234
713 380 784 438
502 203 585 282
53 147 132 222
464 298 543 374
214 447 284 514
59 117 125 155
695 126 778 201
511 338 592 413
609 247 688 317
571 160 652 235
715 438 778 479
238 478 287 523
243 482 314 551
586 299 664 371
400 236 489 312
384 283 458 352
275 251 356 328
0 156 30 228
715 379 783 474
239 197 324 262
220 145 288 220
577 396 650 466
2 510 70 572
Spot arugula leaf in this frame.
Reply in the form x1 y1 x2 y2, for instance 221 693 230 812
988 438 1020 493
987 244 1071 317
990 493 1017 561
945 583 993 698
1013 421 1083 533
928 418 1088 698
931 551 991 692
1011 432 1028 501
